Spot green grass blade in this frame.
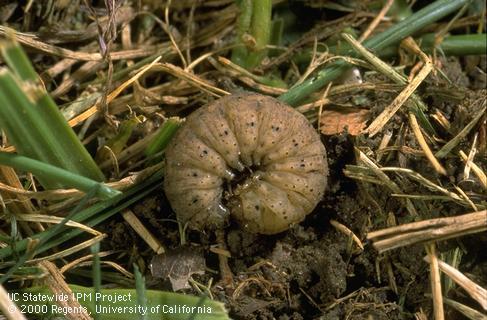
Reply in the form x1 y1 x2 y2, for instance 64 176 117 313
134 264 148 320
144 118 182 157
0 38 38 81
279 0 471 106
0 186 100 284
420 33 487 56
231 0 272 69
0 41 104 188
0 170 162 261
91 243 102 320
0 152 120 199
231 0 253 67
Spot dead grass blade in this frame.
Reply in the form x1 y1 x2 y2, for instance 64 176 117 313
366 59 433 137
151 63 229 97
13 214 101 236
442 296 487 319
122 209 165 254
380 167 472 206
409 112 447 175
39 261 91 320
330 219 364 251
357 149 418 216
358 0 394 42
367 210 487 253
28 234 107 264
0 283 27 320
59 251 115 274
459 150 487 189
0 26 172 61
426 243 444 320
435 104 486 158
68 56 162 127
424 255 487 310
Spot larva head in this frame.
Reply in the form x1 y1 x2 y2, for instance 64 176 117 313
164 93 328 234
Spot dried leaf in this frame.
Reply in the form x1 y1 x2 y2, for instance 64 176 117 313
320 107 370 136
150 247 205 291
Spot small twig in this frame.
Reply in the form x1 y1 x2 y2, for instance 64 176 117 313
317 83 332 132
330 219 364 251
358 0 394 42
462 134 477 180
376 131 392 162
367 210 487 253
59 251 115 274
68 55 162 127
0 26 171 61
459 150 487 189
164 0 187 69
296 98 330 114
28 234 107 263
435 104 486 158
151 63 229 97
122 209 165 254
409 112 446 175
366 58 432 137
215 229 233 288
40 261 91 320
442 296 487 319
381 167 467 205
424 255 487 310
426 244 444 320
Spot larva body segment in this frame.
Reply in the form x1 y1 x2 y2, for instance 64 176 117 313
164 93 328 234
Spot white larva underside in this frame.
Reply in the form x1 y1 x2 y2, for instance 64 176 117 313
164 93 328 234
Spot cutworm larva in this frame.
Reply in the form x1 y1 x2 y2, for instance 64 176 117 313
164 93 328 234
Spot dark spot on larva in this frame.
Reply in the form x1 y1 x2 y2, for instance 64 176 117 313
224 130 229 135
203 150 208 154
192 173 198 177
300 164 305 167
192 198 198 204
250 122 255 127
255 205 259 210
294 143 299 147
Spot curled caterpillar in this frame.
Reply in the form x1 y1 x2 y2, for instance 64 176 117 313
164 93 328 234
